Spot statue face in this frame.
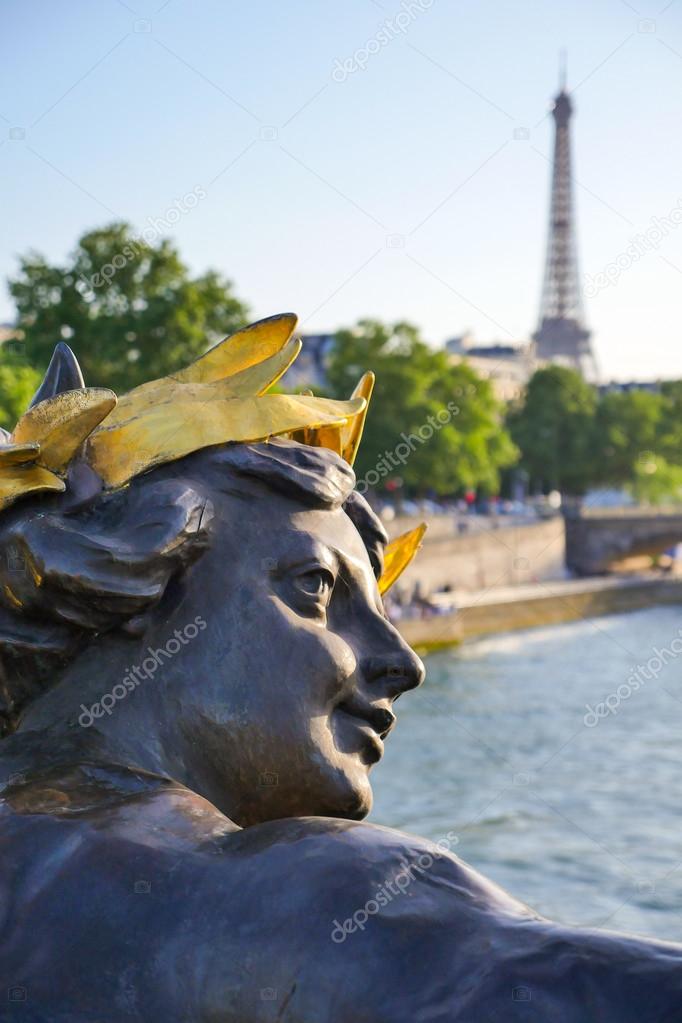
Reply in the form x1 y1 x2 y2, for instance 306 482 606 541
170 484 424 825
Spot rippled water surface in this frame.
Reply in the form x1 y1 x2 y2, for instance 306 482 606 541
371 606 682 941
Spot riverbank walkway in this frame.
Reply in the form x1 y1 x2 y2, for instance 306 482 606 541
397 573 682 650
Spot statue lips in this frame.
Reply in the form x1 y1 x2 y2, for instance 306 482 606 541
335 695 397 765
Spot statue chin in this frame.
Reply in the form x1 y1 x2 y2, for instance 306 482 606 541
224 749 375 827
323 771 373 823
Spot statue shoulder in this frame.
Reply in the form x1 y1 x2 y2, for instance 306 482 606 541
0 759 239 852
218 814 536 923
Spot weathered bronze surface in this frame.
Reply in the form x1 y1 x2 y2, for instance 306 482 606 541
1 321 681 1021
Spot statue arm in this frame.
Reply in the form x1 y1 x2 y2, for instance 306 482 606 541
174 818 682 1023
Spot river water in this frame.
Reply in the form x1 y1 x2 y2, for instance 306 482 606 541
372 606 682 942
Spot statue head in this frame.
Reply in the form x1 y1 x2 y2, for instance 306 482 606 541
0 316 425 824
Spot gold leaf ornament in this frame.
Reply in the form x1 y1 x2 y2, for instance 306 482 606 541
88 391 366 488
378 523 427 595
86 313 371 488
0 388 117 511
290 371 374 465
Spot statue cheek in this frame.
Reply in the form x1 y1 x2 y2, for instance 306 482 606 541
317 635 357 701
277 624 357 703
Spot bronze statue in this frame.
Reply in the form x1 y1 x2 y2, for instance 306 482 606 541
0 315 681 1021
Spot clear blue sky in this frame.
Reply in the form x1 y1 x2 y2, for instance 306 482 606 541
1 0 682 380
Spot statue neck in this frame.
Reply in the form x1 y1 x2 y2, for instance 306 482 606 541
11 629 241 821
14 630 186 783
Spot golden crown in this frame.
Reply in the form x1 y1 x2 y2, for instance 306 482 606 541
0 314 423 593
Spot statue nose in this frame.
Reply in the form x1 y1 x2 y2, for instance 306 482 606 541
363 650 425 698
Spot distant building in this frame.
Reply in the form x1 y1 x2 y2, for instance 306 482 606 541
281 333 335 392
532 72 597 379
284 328 540 404
445 333 534 402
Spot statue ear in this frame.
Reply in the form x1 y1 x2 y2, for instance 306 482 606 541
29 343 85 407
0 477 213 632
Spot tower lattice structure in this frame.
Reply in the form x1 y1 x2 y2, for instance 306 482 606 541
533 79 596 378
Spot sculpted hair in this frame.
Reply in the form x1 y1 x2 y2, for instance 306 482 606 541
0 438 384 736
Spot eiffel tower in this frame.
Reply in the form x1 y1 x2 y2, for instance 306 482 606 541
533 67 597 379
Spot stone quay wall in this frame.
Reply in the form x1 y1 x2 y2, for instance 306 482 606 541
385 515 565 595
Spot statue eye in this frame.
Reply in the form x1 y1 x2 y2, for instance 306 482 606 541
295 568 334 603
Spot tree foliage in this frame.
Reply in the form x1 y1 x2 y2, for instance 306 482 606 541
509 369 682 502
593 390 664 486
326 320 517 495
9 223 249 393
630 453 682 504
507 366 597 495
0 346 41 431
657 380 682 464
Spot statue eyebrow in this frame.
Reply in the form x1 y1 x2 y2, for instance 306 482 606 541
287 550 339 575
328 546 380 598
268 538 339 576
329 555 387 621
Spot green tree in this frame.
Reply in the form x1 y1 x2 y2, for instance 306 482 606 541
657 380 682 464
9 223 249 392
629 453 682 504
0 345 41 431
593 390 664 486
325 320 517 495
507 366 596 495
